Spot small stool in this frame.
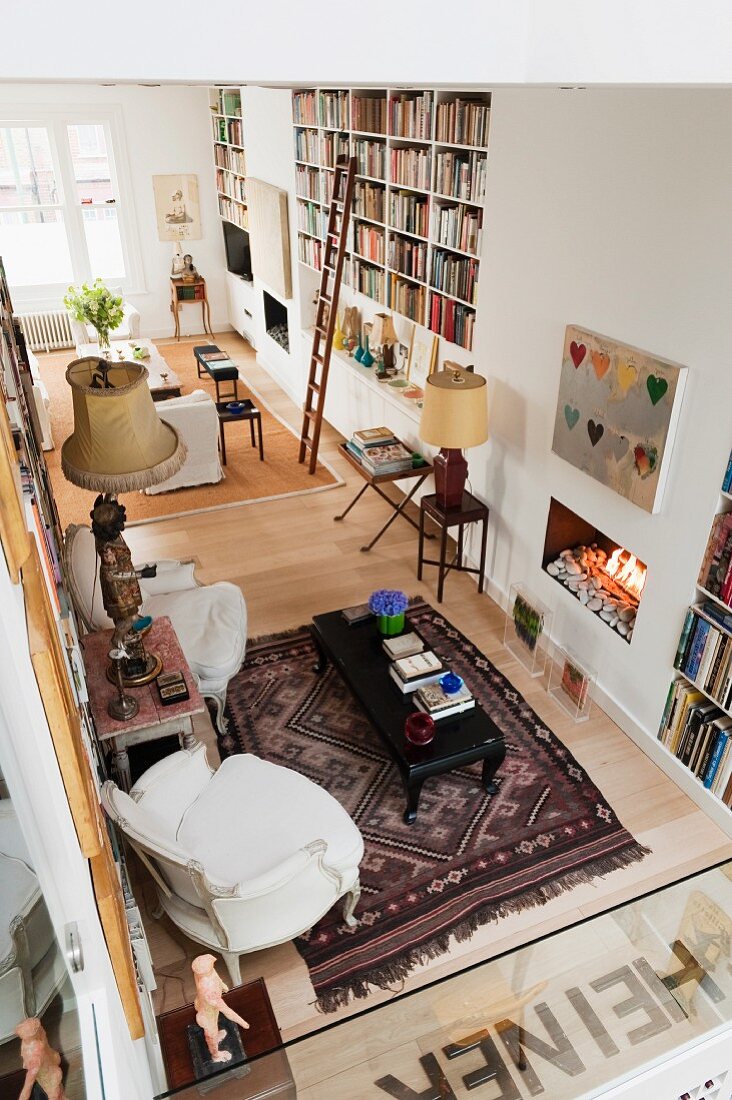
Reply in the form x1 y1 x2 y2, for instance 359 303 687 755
418 491 489 602
216 401 264 466
193 344 240 403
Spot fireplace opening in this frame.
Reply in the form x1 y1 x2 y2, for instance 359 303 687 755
263 290 289 353
542 498 647 643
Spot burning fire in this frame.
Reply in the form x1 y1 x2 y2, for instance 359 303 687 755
604 548 647 601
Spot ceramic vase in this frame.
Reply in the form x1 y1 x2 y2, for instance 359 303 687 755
333 313 345 350
377 611 405 636
361 335 374 368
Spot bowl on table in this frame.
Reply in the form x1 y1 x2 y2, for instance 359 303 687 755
226 401 246 415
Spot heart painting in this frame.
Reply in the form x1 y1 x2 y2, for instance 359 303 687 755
587 420 604 447
564 405 580 430
569 341 586 369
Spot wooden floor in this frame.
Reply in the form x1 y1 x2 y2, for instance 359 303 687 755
126 332 732 1047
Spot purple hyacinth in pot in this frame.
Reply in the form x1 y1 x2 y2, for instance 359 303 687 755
368 588 409 636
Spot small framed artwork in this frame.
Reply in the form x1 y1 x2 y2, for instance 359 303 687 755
547 645 595 722
408 333 438 384
153 173 202 241
503 582 552 677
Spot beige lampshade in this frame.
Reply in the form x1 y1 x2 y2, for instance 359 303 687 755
61 357 186 492
419 366 489 449
370 312 399 347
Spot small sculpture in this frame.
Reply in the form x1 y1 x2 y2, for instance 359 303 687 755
181 253 198 282
15 1017 66 1100
192 954 249 1064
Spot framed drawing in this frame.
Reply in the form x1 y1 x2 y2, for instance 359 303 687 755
153 174 202 241
551 325 687 513
408 333 438 384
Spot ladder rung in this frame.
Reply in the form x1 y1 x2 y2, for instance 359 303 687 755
313 352 324 364
314 325 327 335
308 381 321 394
301 437 314 450
320 293 331 303
303 409 318 422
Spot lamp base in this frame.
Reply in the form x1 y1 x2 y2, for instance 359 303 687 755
106 649 163 688
433 448 468 510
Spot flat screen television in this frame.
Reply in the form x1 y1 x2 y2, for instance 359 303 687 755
222 220 252 280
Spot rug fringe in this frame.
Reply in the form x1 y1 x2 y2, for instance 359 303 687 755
313 839 651 1013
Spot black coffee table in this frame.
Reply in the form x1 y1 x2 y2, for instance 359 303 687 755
311 610 506 824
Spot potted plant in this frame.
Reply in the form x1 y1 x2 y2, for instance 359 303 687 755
368 589 409 636
64 279 124 358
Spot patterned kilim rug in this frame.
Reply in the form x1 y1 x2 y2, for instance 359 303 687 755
221 600 650 1012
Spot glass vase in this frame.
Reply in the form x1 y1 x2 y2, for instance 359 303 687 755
377 611 405 636
97 331 112 360
361 335 374 368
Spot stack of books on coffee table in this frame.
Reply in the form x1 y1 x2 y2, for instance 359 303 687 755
415 681 475 720
346 426 413 476
383 628 476 717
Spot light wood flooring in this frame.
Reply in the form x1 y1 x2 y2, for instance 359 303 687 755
125 332 732 1049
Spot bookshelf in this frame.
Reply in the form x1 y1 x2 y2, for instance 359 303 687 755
658 448 732 811
291 88 490 351
209 86 248 231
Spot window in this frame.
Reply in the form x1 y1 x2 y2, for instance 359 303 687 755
0 113 140 299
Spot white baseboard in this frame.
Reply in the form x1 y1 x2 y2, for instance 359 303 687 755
144 320 235 341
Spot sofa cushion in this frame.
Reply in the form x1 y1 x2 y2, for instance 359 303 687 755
142 583 246 683
177 754 364 887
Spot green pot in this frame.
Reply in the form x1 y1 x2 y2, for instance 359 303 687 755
377 611 405 636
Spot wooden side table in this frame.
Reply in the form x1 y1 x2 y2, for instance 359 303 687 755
81 616 206 791
170 276 214 340
157 977 295 1097
418 491 490 602
216 400 264 465
335 441 435 552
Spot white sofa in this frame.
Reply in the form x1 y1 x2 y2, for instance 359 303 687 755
67 295 141 353
145 390 222 494
101 743 364 985
0 802 66 1043
65 524 247 731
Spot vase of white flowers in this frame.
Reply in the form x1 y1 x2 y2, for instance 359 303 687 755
64 279 124 357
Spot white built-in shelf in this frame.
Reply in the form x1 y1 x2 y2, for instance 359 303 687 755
722 490 732 501
697 586 732 612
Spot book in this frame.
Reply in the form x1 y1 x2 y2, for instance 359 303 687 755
352 426 395 445
700 600 732 632
393 651 443 683
388 665 444 695
198 350 231 362
670 685 704 754
414 693 476 720
686 619 711 680
702 722 731 786
341 603 373 625
674 609 696 669
723 449 732 492
415 680 474 714
697 627 722 688
382 632 424 660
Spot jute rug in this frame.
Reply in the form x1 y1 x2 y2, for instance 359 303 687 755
221 600 650 1013
38 338 340 529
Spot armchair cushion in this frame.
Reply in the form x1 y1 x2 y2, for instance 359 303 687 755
131 744 213 834
177 754 364 888
142 582 246 683
138 559 197 597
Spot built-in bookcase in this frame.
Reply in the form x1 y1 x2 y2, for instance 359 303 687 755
291 87 490 351
658 449 732 811
209 86 248 231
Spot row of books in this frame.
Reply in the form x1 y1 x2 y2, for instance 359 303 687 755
297 234 322 270
389 93 433 142
390 190 430 237
354 181 386 223
176 284 205 301
383 631 475 719
658 678 732 804
213 117 243 147
698 511 732 602
354 138 386 180
345 427 413 476
428 293 475 351
723 450 732 492
292 90 318 126
321 131 349 169
353 259 385 303
432 203 482 256
352 95 387 135
353 225 385 265
216 170 246 204
390 275 426 323
434 150 487 204
295 164 321 201
217 89 242 118
321 90 349 130
218 196 247 230
389 235 428 282
431 250 479 305
674 604 732 708
297 200 325 238
294 127 320 164
391 147 431 191
435 98 490 148
214 144 246 175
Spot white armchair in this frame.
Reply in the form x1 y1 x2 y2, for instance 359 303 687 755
68 294 141 353
144 390 222 494
101 743 363 985
0 802 67 1043
64 524 247 732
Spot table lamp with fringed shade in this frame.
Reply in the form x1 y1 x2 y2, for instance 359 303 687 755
419 365 488 509
62 357 186 698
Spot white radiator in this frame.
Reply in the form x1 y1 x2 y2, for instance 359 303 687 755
18 310 74 353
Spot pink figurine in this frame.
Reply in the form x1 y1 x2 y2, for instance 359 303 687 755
15 1017 66 1100
192 954 249 1063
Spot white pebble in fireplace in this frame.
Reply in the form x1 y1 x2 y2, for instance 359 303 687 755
545 545 640 643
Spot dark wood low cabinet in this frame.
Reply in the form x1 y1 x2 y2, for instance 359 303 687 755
157 977 295 1097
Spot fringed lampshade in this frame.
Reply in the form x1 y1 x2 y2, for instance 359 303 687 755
61 357 186 492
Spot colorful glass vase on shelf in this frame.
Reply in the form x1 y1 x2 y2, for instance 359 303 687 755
353 334 364 362
361 335 374 368
333 313 345 350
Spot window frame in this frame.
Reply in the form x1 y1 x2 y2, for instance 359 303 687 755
0 104 145 307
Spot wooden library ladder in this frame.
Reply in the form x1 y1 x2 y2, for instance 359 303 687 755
298 154 356 474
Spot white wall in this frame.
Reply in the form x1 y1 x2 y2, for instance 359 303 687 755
470 87 732 741
0 83 228 336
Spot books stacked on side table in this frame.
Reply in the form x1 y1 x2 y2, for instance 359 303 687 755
346 426 413 476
